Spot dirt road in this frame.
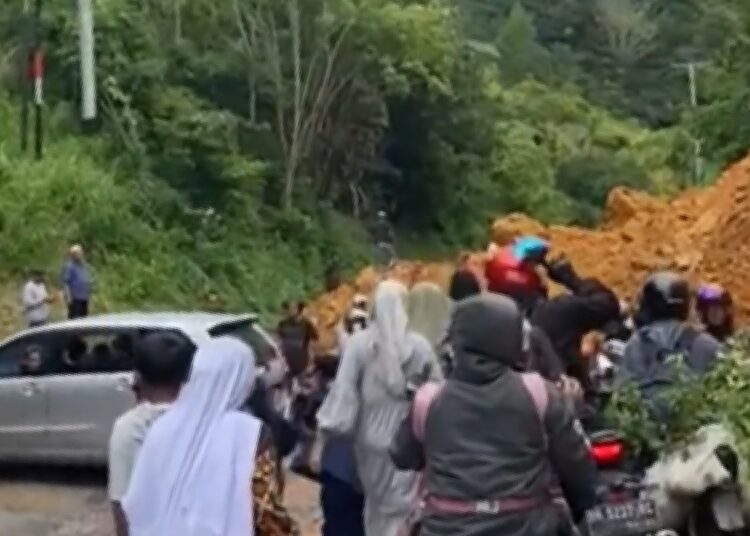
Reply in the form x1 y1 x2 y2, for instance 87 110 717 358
0 466 320 535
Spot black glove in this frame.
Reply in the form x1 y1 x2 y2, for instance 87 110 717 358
544 256 578 287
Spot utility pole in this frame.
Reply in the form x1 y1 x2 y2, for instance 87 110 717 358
19 0 32 152
77 0 97 122
674 61 708 185
31 0 43 159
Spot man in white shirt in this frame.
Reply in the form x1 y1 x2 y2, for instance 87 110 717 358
22 270 52 327
108 332 193 536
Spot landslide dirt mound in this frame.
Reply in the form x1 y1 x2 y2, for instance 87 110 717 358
490 152 750 317
309 151 750 351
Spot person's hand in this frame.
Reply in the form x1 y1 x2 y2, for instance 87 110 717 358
558 375 583 401
544 255 576 285
308 432 326 476
264 358 288 388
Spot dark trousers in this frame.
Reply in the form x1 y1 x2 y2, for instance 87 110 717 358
67 299 89 319
321 472 365 536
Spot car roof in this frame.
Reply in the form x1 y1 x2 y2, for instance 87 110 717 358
1 312 258 346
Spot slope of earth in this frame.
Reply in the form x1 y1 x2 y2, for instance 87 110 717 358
309 151 750 350
491 152 750 318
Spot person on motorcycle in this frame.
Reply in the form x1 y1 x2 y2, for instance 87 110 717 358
617 272 721 421
696 283 735 343
372 210 394 244
485 235 549 314
485 236 565 382
372 210 396 270
390 293 597 536
530 257 621 387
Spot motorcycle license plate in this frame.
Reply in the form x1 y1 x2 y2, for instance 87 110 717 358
585 499 659 536
711 489 745 531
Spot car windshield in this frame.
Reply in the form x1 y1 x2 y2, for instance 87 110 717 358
209 320 277 366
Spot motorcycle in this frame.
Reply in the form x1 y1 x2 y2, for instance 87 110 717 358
374 241 397 271
647 438 747 536
585 427 748 536
584 428 664 536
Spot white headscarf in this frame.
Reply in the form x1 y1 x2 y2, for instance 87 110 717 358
407 281 452 349
123 337 261 536
371 280 413 395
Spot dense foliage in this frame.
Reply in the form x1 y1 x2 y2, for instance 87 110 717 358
0 0 749 317
607 335 750 478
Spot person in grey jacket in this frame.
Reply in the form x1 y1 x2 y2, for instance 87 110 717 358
617 272 721 422
390 293 597 536
317 279 442 536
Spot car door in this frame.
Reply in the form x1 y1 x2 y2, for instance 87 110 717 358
0 334 54 461
43 329 137 464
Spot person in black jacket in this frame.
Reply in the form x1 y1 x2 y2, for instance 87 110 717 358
531 257 621 386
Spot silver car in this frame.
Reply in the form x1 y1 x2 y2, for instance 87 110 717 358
0 312 281 465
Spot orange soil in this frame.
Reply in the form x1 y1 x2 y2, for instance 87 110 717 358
309 151 750 351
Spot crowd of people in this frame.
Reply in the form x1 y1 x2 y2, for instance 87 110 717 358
98 232 735 536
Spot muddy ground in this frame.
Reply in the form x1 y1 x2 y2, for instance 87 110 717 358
0 465 320 535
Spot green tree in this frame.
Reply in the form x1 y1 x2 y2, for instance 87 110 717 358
495 3 552 85
594 0 658 66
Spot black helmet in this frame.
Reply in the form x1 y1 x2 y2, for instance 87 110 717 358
635 271 691 326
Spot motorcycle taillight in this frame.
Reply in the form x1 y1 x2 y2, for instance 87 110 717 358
591 441 624 467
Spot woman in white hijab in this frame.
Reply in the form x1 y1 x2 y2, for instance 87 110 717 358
317 280 442 536
123 336 299 536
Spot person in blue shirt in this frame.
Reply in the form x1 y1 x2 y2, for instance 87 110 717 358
61 244 92 319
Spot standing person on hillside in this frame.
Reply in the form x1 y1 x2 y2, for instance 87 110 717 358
277 301 318 378
316 280 442 536
109 332 194 536
61 244 93 319
22 269 52 327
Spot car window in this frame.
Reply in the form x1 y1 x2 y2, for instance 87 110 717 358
15 328 191 376
210 321 278 367
0 334 60 379
40 330 136 375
